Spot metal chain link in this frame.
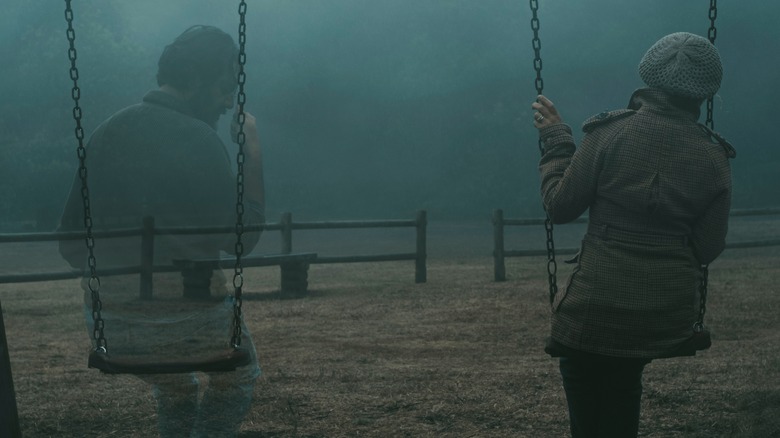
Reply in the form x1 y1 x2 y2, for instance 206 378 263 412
705 0 717 131
230 0 249 349
696 0 718 331
694 265 708 332
707 0 718 44
530 0 558 304
530 0 544 101
64 0 107 353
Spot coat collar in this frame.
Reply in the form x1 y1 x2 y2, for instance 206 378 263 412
627 88 701 122
142 89 196 118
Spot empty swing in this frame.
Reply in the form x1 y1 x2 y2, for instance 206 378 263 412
63 0 253 374
529 0 723 352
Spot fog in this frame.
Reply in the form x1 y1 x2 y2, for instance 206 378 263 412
1 1 777 231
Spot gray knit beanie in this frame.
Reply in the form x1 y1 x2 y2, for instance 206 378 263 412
639 32 722 99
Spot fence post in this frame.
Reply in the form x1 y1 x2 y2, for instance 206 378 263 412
493 209 506 282
140 216 155 300
0 300 21 438
280 212 292 254
415 210 427 283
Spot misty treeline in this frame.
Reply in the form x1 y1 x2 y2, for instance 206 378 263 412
1 1 777 231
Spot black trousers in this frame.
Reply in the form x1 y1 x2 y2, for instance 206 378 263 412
559 355 651 438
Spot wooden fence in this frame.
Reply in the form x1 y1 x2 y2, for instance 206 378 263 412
0 210 427 286
280 210 428 283
492 207 780 281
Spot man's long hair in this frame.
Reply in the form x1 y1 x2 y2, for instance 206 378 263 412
156 25 238 92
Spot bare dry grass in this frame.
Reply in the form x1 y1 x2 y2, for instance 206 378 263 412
2 245 780 437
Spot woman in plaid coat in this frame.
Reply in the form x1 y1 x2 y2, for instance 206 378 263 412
531 32 733 438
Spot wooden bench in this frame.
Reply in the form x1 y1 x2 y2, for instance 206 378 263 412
173 252 317 299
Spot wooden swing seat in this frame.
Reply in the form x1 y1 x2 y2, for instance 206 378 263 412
88 347 250 375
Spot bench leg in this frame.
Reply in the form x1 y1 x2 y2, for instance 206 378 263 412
280 262 309 298
180 268 213 300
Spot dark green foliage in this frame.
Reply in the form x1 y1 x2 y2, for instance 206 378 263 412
0 1 777 230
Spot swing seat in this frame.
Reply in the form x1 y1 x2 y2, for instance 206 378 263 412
88 347 251 374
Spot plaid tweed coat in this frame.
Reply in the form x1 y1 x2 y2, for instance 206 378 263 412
538 88 733 358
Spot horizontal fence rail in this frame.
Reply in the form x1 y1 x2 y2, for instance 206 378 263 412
493 207 780 282
0 210 427 285
280 210 427 283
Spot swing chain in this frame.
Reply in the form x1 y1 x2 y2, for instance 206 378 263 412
694 264 709 332
529 0 558 304
705 0 717 130
530 0 544 99
707 0 718 44
230 0 249 349
544 218 558 304
64 0 107 352
698 2 717 330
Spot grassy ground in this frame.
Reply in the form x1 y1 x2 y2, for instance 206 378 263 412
2 244 779 437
